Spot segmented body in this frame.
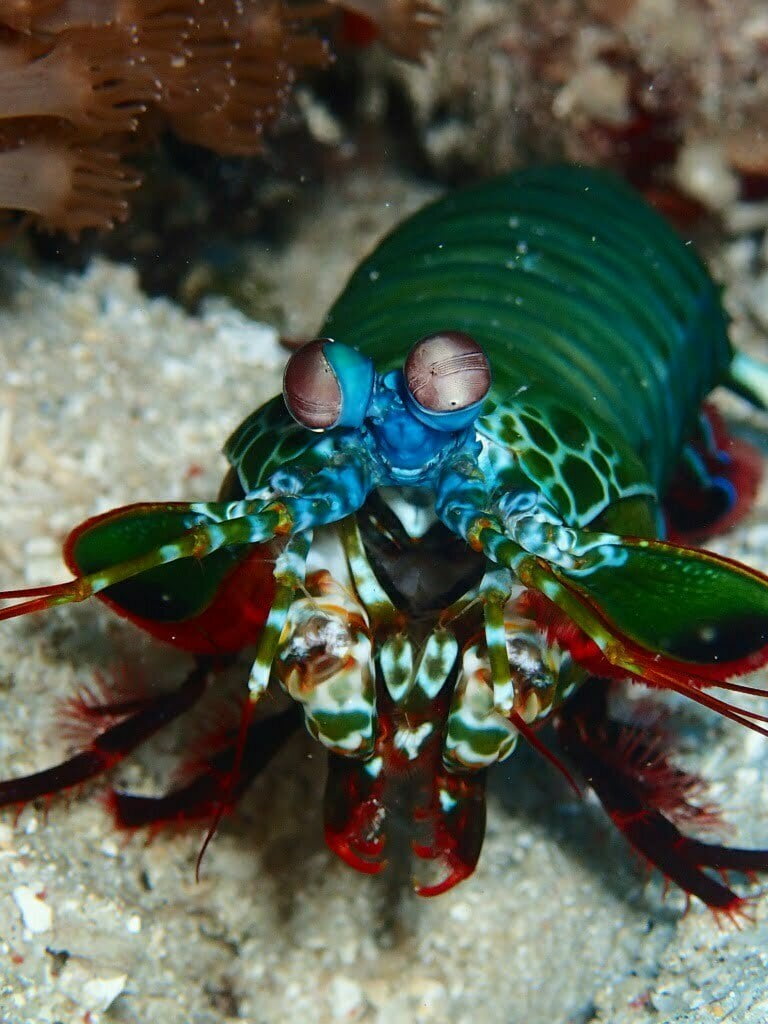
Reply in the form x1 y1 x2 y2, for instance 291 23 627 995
229 166 730 535
324 164 730 493
2 165 768 911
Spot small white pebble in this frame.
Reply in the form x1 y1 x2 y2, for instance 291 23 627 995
449 901 472 923
23 536 58 558
22 536 65 586
723 238 759 275
328 975 366 1021
726 200 768 235
0 822 14 848
82 975 128 1011
126 914 142 933
409 978 449 1020
13 886 53 933
99 838 119 857
59 961 128 1012
294 87 343 145
674 140 738 211
553 62 630 126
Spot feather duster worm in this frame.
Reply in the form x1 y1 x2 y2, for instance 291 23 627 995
0 0 443 233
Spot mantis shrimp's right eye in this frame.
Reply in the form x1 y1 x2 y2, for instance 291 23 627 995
283 339 376 431
283 339 343 430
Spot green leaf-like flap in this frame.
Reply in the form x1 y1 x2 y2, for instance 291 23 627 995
554 538 768 671
64 503 262 635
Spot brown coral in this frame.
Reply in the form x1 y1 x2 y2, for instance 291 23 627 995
0 128 140 231
0 0 443 235
0 27 156 131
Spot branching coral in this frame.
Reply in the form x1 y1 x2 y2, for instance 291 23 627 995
0 0 443 234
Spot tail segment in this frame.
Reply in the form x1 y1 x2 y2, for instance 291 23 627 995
664 404 763 543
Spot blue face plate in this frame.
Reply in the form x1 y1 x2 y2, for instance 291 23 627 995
366 370 466 480
283 339 489 487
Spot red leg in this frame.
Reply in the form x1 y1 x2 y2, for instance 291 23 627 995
110 704 302 828
0 659 211 808
557 682 768 915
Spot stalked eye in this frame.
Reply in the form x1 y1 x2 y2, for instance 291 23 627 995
404 331 491 430
283 338 375 431
283 339 342 430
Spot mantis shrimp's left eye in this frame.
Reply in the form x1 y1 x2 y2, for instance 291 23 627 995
283 339 375 430
404 331 491 430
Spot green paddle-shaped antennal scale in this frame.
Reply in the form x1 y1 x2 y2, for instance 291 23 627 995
64 503 278 654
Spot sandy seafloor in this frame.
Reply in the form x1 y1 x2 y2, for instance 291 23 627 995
1 170 768 1024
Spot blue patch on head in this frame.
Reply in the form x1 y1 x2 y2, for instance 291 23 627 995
323 342 375 429
365 370 471 480
404 391 487 433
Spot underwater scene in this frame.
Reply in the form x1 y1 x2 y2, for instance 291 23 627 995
1 2 768 1022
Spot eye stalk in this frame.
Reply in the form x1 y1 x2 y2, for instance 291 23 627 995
283 339 375 431
404 331 492 431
